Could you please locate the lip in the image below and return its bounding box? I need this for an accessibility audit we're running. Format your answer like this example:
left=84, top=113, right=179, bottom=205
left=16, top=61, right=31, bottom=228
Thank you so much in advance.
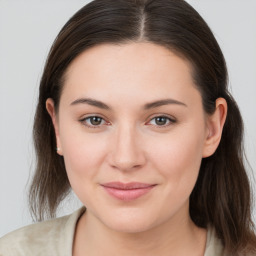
left=101, top=182, right=156, bottom=201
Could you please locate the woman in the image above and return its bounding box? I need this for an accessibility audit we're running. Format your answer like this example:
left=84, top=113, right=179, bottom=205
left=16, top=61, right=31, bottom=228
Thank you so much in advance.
left=0, top=0, right=255, bottom=255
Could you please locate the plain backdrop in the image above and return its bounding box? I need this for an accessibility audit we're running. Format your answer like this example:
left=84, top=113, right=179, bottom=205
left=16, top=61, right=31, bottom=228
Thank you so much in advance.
left=0, top=0, right=255, bottom=237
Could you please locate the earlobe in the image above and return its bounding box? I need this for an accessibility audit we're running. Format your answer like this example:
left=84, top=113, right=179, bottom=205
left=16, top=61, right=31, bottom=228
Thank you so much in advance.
left=46, top=98, right=63, bottom=155
left=202, top=98, right=227, bottom=158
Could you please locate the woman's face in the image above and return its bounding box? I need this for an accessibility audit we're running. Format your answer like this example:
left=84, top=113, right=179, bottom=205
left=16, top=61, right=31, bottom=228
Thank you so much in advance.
left=47, top=42, right=217, bottom=233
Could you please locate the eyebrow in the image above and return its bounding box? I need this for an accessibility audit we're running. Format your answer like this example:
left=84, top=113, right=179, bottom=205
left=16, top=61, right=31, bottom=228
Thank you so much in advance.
left=70, top=98, right=111, bottom=110
left=143, top=99, right=187, bottom=109
left=70, top=97, right=187, bottom=110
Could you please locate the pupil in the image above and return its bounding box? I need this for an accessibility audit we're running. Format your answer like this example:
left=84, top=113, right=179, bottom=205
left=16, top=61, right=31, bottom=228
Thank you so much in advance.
left=156, top=117, right=167, bottom=125
left=91, top=117, right=102, bottom=125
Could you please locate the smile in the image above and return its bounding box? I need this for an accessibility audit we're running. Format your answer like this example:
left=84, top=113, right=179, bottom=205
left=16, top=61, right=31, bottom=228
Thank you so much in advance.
left=101, top=182, right=156, bottom=201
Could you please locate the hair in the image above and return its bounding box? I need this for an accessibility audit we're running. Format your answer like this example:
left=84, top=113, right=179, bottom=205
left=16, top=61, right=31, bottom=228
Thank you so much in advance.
left=30, top=0, right=256, bottom=254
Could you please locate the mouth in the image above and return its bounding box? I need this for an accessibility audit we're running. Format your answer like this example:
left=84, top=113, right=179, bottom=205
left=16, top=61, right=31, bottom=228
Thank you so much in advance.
left=101, top=182, right=156, bottom=201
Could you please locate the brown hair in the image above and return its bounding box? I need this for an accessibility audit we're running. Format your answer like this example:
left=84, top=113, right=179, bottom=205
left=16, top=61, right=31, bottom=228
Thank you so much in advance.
left=30, top=0, right=256, bottom=254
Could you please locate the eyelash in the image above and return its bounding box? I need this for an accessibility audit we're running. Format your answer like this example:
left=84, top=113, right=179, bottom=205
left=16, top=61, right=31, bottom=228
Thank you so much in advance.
left=79, top=116, right=110, bottom=129
left=146, top=115, right=176, bottom=127
left=79, top=115, right=176, bottom=129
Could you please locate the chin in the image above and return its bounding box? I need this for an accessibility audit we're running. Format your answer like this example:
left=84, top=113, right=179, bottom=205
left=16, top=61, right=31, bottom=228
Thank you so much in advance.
left=107, top=219, right=155, bottom=234
left=98, top=208, right=162, bottom=234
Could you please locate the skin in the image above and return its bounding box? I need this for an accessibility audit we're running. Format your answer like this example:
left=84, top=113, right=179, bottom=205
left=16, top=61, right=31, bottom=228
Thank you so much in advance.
left=46, top=42, right=227, bottom=256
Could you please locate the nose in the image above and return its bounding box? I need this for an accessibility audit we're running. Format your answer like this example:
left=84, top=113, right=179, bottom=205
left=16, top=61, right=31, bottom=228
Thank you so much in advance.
left=108, top=124, right=146, bottom=172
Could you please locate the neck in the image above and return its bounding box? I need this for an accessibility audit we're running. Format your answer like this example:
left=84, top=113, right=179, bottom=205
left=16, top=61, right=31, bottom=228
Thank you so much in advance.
left=73, top=206, right=207, bottom=256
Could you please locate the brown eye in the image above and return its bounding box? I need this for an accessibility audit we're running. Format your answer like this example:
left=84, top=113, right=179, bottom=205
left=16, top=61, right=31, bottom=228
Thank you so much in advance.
left=155, top=117, right=169, bottom=126
left=147, top=116, right=176, bottom=127
left=89, top=116, right=103, bottom=126
left=80, top=116, right=108, bottom=128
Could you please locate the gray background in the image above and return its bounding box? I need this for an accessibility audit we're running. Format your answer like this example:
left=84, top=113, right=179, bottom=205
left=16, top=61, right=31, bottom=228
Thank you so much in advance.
left=0, top=0, right=255, bottom=237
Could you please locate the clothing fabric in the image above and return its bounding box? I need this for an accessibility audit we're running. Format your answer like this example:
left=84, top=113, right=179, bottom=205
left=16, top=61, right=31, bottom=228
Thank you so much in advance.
left=0, top=207, right=224, bottom=256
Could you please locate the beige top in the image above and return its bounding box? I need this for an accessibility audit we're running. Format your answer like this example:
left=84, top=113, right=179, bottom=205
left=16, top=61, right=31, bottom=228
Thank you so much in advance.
left=0, top=207, right=224, bottom=256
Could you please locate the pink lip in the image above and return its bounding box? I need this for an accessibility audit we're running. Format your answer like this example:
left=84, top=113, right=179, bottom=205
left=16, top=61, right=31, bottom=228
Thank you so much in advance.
left=101, top=182, right=156, bottom=201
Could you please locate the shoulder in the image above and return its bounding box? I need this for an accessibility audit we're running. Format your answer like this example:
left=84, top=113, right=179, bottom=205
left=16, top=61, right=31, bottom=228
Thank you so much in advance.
left=0, top=207, right=85, bottom=256
left=204, top=226, right=256, bottom=256
left=204, top=226, right=225, bottom=256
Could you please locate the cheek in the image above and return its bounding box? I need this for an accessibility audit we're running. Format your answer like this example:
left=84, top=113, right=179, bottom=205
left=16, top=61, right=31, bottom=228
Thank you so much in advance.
left=59, top=126, right=108, bottom=186
left=60, top=134, right=110, bottom=207
left=149, top=123, right=205, bottom=189
left=144, top=124, right=206, bottom=222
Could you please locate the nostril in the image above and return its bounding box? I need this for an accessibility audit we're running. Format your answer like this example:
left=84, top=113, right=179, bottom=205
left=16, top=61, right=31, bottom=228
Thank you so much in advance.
left=109, top=158, right=144, bottom=172
left=107, top=130, right=146, bottom=171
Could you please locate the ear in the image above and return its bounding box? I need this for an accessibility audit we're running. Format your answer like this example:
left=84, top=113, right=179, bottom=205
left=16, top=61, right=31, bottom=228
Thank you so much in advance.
left=202, top=98, right=227, bottom=158
left=46, top=98, right=63, bottom=156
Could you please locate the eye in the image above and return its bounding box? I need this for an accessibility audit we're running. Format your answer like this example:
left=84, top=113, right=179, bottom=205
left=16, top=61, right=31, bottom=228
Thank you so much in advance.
left=79, top=116, right=109, bottom=128
left=147, top=116, right=176, bottom=127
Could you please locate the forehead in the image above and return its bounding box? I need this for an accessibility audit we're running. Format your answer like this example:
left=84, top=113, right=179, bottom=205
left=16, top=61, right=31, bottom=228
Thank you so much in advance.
left=60, top=42, right=200, bottom=107
left=65, top=42, right=192, bottom=78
